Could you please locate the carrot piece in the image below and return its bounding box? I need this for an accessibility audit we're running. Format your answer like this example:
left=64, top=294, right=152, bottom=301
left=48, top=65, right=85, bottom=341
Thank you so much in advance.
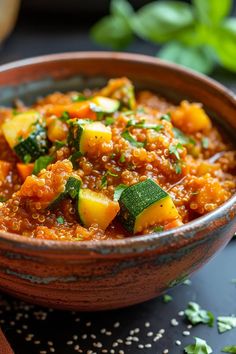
left=47, top=102, right=97, bottom=120
left=0, top=160, right=12, bottom=182
left=164, top=218, right=183, bottom=231
left=17, top=163, right=34, bottom=181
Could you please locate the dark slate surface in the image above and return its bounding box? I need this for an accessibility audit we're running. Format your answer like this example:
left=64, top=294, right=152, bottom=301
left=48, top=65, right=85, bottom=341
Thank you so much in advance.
left=0, top=10, right=236, bottom=354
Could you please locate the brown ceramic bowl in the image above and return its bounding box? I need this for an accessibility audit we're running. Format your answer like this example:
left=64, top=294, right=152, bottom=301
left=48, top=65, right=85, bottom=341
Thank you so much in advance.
left=0, top=52, right=235, bottom=311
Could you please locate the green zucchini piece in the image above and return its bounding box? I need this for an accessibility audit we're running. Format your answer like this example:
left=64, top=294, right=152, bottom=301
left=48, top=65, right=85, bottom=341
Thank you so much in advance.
left=91, top=96, right=120, bottom=114
left=49, top=176, right=81, bottom=209
left=119, top=179, right=180, bottom=234
left=76, top=188, right=120, bottom=230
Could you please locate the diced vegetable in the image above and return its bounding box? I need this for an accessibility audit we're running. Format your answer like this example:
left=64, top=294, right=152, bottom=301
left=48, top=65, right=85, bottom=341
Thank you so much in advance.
left=91, top=96, right=120, bottom=114
left=77, top=188, right=120, bottom=230
left=119, top=179, right=180, bottom=234
left=32, top=156, right=54, bottom=175
left=17, top=163, right=34, bottom=181
left=0, top=160, right=12, bottom=182
left=47, top=102, right=97, bottom=120
left=49, top=176, right=81, bottom=209
left=2, top=110, right=49, bottom=162
left=47, top=118, right=68, bottom=142
left=68, top=121, right=112, bottom=154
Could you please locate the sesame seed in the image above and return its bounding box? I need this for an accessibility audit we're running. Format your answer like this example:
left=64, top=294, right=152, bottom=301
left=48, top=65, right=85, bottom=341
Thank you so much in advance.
left=49, top=348, right=55, bottom=353
left=100, top=328, right=106, bottom=334
left=147, top=331, right=153, bottom=337
left=73, top=335, right=78, bottom=340
left=67, top=340, right=73, bottom=345
left=145, top=343, right=152, bottom=348
left=138, top=344, right=144, bottom=349
left=91, top=334, right=96, bottom=339
left=145, top=322, right=150, bottom=327
left=159, top=328, right=165, bottom=334
left=187, top=324, right=193, bottom=329
left=119, top=351, right=124, bottom=354
left=134, top=328, right=140, bottom=333
left=112, top=342, right=118, bottom=347
left=163, top=350, right=169, bottom=354
left=125, top=341, right=132, bottom=345
left=183, top=330, right=190, bottom=336
left=86, top=322, right=92, bottom=327
left=113, top=322, right=120, bottom=328
left=82, top=334, right=87, bottom=339
left=176, top=340, right=182, bottom=346
left=105, top=331, right=112, bottom=336
left=170, top=318, right=179, bottom=326
left=178, top=310, right=185, bottom=316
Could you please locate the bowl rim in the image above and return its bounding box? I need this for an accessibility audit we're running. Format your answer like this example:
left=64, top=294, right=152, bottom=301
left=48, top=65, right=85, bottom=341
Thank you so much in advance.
left=0, top=51, right=235, bottom=254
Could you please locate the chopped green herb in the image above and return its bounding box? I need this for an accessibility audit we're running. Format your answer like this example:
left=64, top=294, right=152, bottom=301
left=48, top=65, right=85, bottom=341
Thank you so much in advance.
left=71, top=94, right=87, bottom=102
left=185, top=302, right=214, bottom=327
left=201, top=137, right=209, bottom=149
left=222, top=346, right=236, bottom=353
left=173, top=127, right=196, bottom=146
left=17, top=135, right=23, bottom=142
left=174, top=161, right=182, bottom=174
left=69, top=151, right=83, bottom=168
left=60, top=111, right=70, bottom=122
left=101, top=175, right=108, bottom=188
left=114, top=184, right=127, bottom=201
left=160, top=113, right=171, bottom=122
left=119, top=153, right=126, bottom=163
left=127, top=118, right=163, bottom=132
left=153, top=226, right=164, bottom=232
left=163, top=294, right=172, bottom=303
left=53, top=141, right=66, bottom=150
left=122, top=131, right=144, bottom=148
left=0, top=196, right=6, bottom=202
left=107, top=171, right=119, bottom=177
left=105, top=117, right=115, bottom=126
left=33, top=156, right=54, bottom=175
left=56, top=216, right=64, bottom=224
left=217, top=316, right=236, bottom=334
left=184, top=337, right=212, bottom=354
left=169, top=143, right=184, bottom=160
left=23, top=154, right=32, bottom=164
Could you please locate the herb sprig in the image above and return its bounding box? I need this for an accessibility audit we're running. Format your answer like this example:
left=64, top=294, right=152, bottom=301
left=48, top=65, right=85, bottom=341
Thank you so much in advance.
left=91, top=0, right=236, bottom=74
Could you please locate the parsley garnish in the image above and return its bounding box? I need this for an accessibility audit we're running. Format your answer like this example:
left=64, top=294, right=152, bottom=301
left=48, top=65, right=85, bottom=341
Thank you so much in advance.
left=160, top=113, right=171, bottom=122
left=71, top=94, right=87, bottom=102
left=153, top=226, right=164, bottom=232
left=184, top=337, right=212, bottom=354
left=169, top=143, right=184, bottom=160
left=217, top=316, right=236, bottom=333
left=0, top=196, right=6, bottom=202
left=173, top=127, right=196, bottom=146
left=105, top=117, right=115, bottom=126
left=185, top=302, right=214, bottom=327
left=173, top=161, right=182, bottom=174
left=127, top=119, right=163, bottom=132
left=53, top=141, right=66, bottom=150
left=122, top=131, right=144, bottom=148
left=33, top=156, right=54, bottom=175
left=60, top=111, right=70, bottom=122
left=101, top=171, right=119, bottom=189
left=23, top=154, right=32, bottom=164
left=114, top=184, right=127, bottom=201
left=119, top=153, right=126, bottom=163
left=163, top=294, right=172, bottom=303
left=222, top=346, right=236, bottom=353
left=56, top=216, right=64, bottom=224
left=201, top=137, right=209, bottom=149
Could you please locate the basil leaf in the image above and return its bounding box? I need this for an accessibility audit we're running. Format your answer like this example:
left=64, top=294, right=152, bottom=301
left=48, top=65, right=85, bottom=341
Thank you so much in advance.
left=121, top=131, right=144, bottom=148
left=193, top=0, right=232, bottom=25
left=114, top=184, right=127, bottom=201
left=185, top=302, right=214, bottom=327
left=163, top=294, right=173, bottom=303
left=91, top=15, right=133, bottom=50
left=222, top=346, right=236, bottom=353
left=158, top=42, right=215, bottom=74
left=33, top=156, right=53, bottom=175
left=111, top=0, right=134, bottom=20
left=132, top=1, right=194, bottom=43
left=184, top=337, right=213, bottom=354
left=217, top=316, right=236, bottom=333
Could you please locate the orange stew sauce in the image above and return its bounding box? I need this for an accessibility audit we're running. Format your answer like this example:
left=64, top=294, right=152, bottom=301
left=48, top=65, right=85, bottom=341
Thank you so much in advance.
left=0, top=78, right=235, bottom=241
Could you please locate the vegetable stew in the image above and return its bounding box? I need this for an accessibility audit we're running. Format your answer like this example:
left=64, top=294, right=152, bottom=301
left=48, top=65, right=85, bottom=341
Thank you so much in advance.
left=0, top=78, right=235, bottom=241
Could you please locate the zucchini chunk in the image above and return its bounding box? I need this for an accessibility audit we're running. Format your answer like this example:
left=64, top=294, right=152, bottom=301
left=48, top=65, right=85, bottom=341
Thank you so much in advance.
left=49, top=176, right=81, bottom=209
left=2, top=110, right=49, bottom=162
left=91, top=96, right=120, bottom=114
left=119, top=179, right=180, bottom=234
left=68, top=121, right=112, bottom=154
left=77, top=189, right=120, bottom=230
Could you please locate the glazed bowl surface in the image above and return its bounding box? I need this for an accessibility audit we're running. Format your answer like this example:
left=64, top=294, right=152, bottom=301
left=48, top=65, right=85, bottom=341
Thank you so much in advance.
left=0, top=52, right=235, bottom=311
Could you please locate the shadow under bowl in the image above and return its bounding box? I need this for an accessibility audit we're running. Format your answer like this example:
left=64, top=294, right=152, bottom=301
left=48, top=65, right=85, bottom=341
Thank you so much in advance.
left=0, top=52, right=235, bottom=311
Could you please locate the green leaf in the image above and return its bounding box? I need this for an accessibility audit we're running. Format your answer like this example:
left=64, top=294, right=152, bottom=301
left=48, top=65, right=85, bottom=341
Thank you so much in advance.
left=169, top=142, right=184, bottom=160
left=173, top=127, right=196, bottom=146
left=71, top=94, right=87, bottom=102
left=201, top=137, right=209, bottom=149
left=132, top=1, right=194, bottom=43
left=23, top=154, right=32, bottom=164
left=158, top=42, right=215, bottom=74
left=32, top=156, right=53, bottom=175
left=56, top=216, right=64, bottom=224
left=222, top=346, right=236, bottom=353
left=217, top=316, right=236, bottom=333
left=193, top=0, right=232, bottom=26
left=114, top=184, right=127, bottom=201
left=160, top=113, right=171, bottom=122
left=60, top=111, right=70, bottom=122
left=185, top=302, right=214, bottom=327
left=105, top=117, right=115, bottom=126
left=121, top=131, right=144, bottom=148
left=184, top=337, right=213, bottom=354
left=91, top=15, right=133, bottom=50
left=163, top=294, right=173, bottom=303
left=153, top=225, right=164, bottom=232
left=211, top=26, right=236, bottom=72
left=111, top=0, right=134, bottom=20
left=127, top=119, right=163, bottom=131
